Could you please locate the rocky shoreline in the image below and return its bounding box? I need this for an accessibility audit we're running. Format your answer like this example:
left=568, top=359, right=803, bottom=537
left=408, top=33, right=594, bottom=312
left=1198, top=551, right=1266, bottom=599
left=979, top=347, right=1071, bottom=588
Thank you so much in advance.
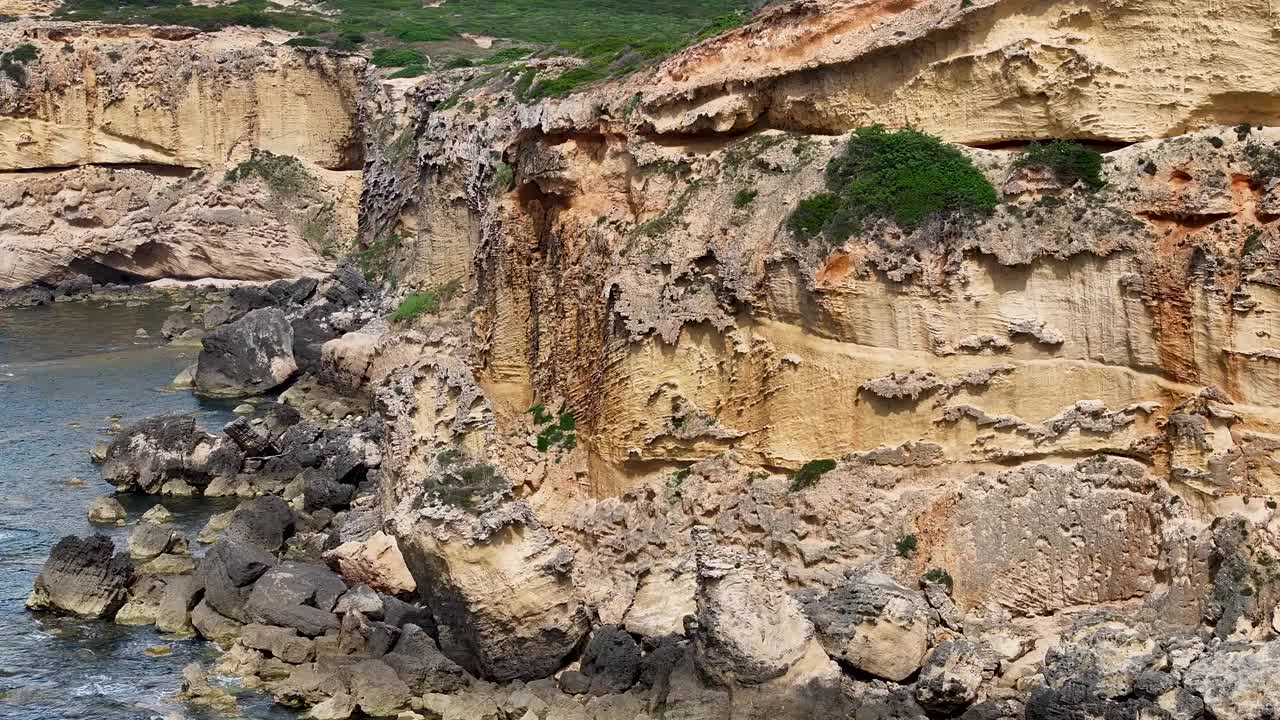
left=17, top=265, right=1279, bottom=720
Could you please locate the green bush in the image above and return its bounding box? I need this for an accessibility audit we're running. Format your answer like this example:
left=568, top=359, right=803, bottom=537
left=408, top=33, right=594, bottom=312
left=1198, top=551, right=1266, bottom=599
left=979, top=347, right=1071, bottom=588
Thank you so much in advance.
left=1014, top=140, right=1105, bottom=190
left=922, top=568, right=954, bottom=590
left=389, top=64, right=426, bottom=78
left=494, top=161, right=515, bottom=191
left=787, top=193, right=839, bottom=239
left=389, top=279, right=462, bottom=322
left=443, top=56, right=474, bottom=69
left=371, top=47, right=425, bottom=67
left=224, top=150, right=308, bottom=194
left=793, top=125, right=997, bottom=242
left=896, top=534, right=918, bottom=558
left=790, top=459, right=836, bottom=491
left=5, top=43, right=38, bottom=63
left=530, top=406, right=577, bottom=452
left=531, top=64, right=609, bottom=98
left=733, top=188, right=757, bottom=208
left=284, top=37, right=324, bottom=47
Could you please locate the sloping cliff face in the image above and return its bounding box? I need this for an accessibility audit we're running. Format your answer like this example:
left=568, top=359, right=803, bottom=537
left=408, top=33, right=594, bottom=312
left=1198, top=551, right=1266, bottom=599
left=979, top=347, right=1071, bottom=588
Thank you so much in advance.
left=0, top=22, right=366, bottom=289
left=331, top=0, right=1280, bottom=712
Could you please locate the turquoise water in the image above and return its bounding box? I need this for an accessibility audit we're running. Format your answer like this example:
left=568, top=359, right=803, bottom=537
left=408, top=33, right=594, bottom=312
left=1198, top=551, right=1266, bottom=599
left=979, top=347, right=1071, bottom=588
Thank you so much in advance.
left=0, top=300, right=293, bottom=719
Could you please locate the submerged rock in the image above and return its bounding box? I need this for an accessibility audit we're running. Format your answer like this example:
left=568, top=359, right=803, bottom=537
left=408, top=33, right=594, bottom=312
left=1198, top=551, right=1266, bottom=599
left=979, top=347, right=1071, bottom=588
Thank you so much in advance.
left=86, top=496, right=127, bottom=525
left=27, top=535, right=134, bottom=618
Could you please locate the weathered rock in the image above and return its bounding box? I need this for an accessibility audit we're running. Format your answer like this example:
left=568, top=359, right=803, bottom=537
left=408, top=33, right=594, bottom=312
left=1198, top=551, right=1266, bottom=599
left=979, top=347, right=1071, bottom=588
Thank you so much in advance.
left=197, top=510, right=235, bottom=544
left=1041, top=618, right=1166, bottom=701
left=191, top=598, right=244, bottom=646
left=580, top=625, right=642, bottom=694
left=325, top=532, right=416, bottom=596
left=241, top=623, right=316, bottom=664
left=382, top=624, right=471, bottom=695
left=101, top=415, right=243, bottom=493
left=195, top=307, right=299, bottom=398
left=128, top=522, right=187, bottom=562
left=1184, top=639, right=1280, bottom=720
left=308, top=692, right=357, bottom=720
left=303, top=470, right=355, bottom=512
left=803, top=570, right=930, bottom=682
left=335, top=584, right=384, bottom=619
left=915, top=640, right=997, bottom=713
left=86, top=496, right=127, bottom=525
left=691, top=527, right=813, bottom=685
left=180, top=662, right=239, bottom=714
left=244, top=561, right=347, bottom=636
left=393, top=499, right=589, bottom=681
left=380, top=595, right=435, bottom=633
left=197, top=538, right=277, bottom=623
left=345, top=658, right=412, bottom=717
left=156, top=574, right=202, bottom=635
left=27, top=535, right=134, bottom=618
left=114, top=574, right=171, bottom=626
left=140, top=504, right=175, bottom=525
left=557, top=670, right=591, bottom=695
left=223, top=494, right=295, bottom=552
left=623, top=562, right=696, bottom=639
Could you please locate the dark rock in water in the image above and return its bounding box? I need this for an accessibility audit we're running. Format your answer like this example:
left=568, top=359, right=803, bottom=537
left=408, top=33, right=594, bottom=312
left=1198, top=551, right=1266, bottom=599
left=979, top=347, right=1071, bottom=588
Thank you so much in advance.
left=382, top=624, right=471, bottom=695
left=102, top=414, right=243, bottom=494
left=198, top=538, right=276, bottom=623
left=161, top=313, right=192, bottom=340
left=54, top=274, right=93, bottom=298
left=223, top=495, right=295, bottom=552
left=580, top=625, right=642, bottom=694
left=244, top=561, right=347, bottom=636
left=303, top=470, right=355, bottom=512
left=27, top=535, right=135, bottom=618
left=195, top=307, right=298, bottom=398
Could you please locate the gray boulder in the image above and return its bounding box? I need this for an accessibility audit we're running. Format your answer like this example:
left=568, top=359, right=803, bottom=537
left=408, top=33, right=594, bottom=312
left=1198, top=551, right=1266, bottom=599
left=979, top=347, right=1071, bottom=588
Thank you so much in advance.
left=191, top=599, right=243, bottom=645
left=197, top=538, right=276, bottom=622
left=195, top=307, right=298, bottom=398
left=244, top=561, right=346, bottom=636
left=240, top=623, right=316, bottom=664
left=802, top=570, right=930, bottom=682
left=382, top=624, right=471, bottom=695
left=915, top=640, right=997, bottom=713
left=223, top=495, right=295, bottom=552
left=345, top=658, right=412, bottom=717
left=27, top=535, right=134, bottom=618
left=102, top=415, right=242, bottom=493
left=1184, top=640, right=1280, bottom=720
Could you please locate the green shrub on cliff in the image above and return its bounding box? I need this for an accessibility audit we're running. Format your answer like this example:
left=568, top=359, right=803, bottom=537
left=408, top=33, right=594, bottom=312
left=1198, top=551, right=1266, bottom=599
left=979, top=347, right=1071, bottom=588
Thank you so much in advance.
left=789, top=126, right=997, bottom=243
left=1014, top=140, right=1105, bottom=190
left=390, top=279, right=462, bottom=323
left=371, top=47, right=424, bottom=67
left=224, top=150, right=308, bottom=195
left=790, top=459, right=836, bottom=491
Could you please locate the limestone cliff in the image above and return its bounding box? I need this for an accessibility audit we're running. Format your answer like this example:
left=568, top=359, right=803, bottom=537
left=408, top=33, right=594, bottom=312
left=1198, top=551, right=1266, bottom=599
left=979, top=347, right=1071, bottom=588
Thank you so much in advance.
left=0, top=21, right=367, bottom=289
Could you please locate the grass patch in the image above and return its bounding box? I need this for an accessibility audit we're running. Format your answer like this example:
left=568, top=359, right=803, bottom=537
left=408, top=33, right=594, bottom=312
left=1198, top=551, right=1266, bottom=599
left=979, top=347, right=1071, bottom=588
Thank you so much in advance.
left=371, top=47, right=425, bottom=67
left=733, top=188, right=757, bottom=208
left=790, top=126, right=996, bottom=244
left=389, top=279, right=462, bottom=322
left=388, top=64, right=427, bottom=78
left=224, top=150, right=309, bottom=195
left=790, top=459, right=836, bottom=491
left=530, top=405, right=577, bottom=452
left=284, top=36, right=324, bottom=47
left=1014, top=140, right=1105, bottom=190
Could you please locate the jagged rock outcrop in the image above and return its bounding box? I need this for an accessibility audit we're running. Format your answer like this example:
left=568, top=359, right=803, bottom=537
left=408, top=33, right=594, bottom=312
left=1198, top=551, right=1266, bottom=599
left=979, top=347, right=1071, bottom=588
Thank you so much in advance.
left=26, top=535, right=134, bottom=618
left=101, top=414, right=242, bottom=494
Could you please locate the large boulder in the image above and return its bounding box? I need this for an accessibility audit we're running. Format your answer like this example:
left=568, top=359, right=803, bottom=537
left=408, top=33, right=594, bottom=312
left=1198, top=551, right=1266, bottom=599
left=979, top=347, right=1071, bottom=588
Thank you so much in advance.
left=580, top=625, right=642, bottom=694
left=802, top=570, right=930, bottom=682
left=392, top=499, right=590, bottom=681
left=223, top=494, right=295, bottom=552
left=27, top=535, right=134, bottom=618
left=690, top=527, right=815, bottom=686
left=324, top=531, right=416, bottom=595
left=382, top=624, right=472, bottom=695
left=195, top=307, right=298, bottom=397
left=102, top=415, right=243, bottom=493
left=197, top=538, right=276, bottom=623
left=623, top=561, right=696, bottom=639
left=345, top=658, right=412, bottom=717
left=1184, top=639, right=1280, bottom=720
left=915, top=639, right=998, bottom=713
left=243, top=561, right=347, bottom=636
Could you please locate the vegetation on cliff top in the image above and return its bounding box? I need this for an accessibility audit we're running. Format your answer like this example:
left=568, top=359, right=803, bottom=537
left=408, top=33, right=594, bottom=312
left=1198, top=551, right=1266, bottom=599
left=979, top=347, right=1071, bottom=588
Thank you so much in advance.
left=55, top=0, right=756, bottom=93
left=1014, top=140, right=1105, bottom=190
left=789, top=126, right=998, bottom=243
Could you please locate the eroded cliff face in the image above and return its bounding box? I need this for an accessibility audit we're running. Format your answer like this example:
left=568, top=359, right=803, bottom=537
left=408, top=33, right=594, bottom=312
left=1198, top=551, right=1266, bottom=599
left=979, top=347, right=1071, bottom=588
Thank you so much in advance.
left=0, top=22, right=367, bottom=289
left=341, top=0, right=1280, bottom=664
left=634, top=0, right=1280, bottom=143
